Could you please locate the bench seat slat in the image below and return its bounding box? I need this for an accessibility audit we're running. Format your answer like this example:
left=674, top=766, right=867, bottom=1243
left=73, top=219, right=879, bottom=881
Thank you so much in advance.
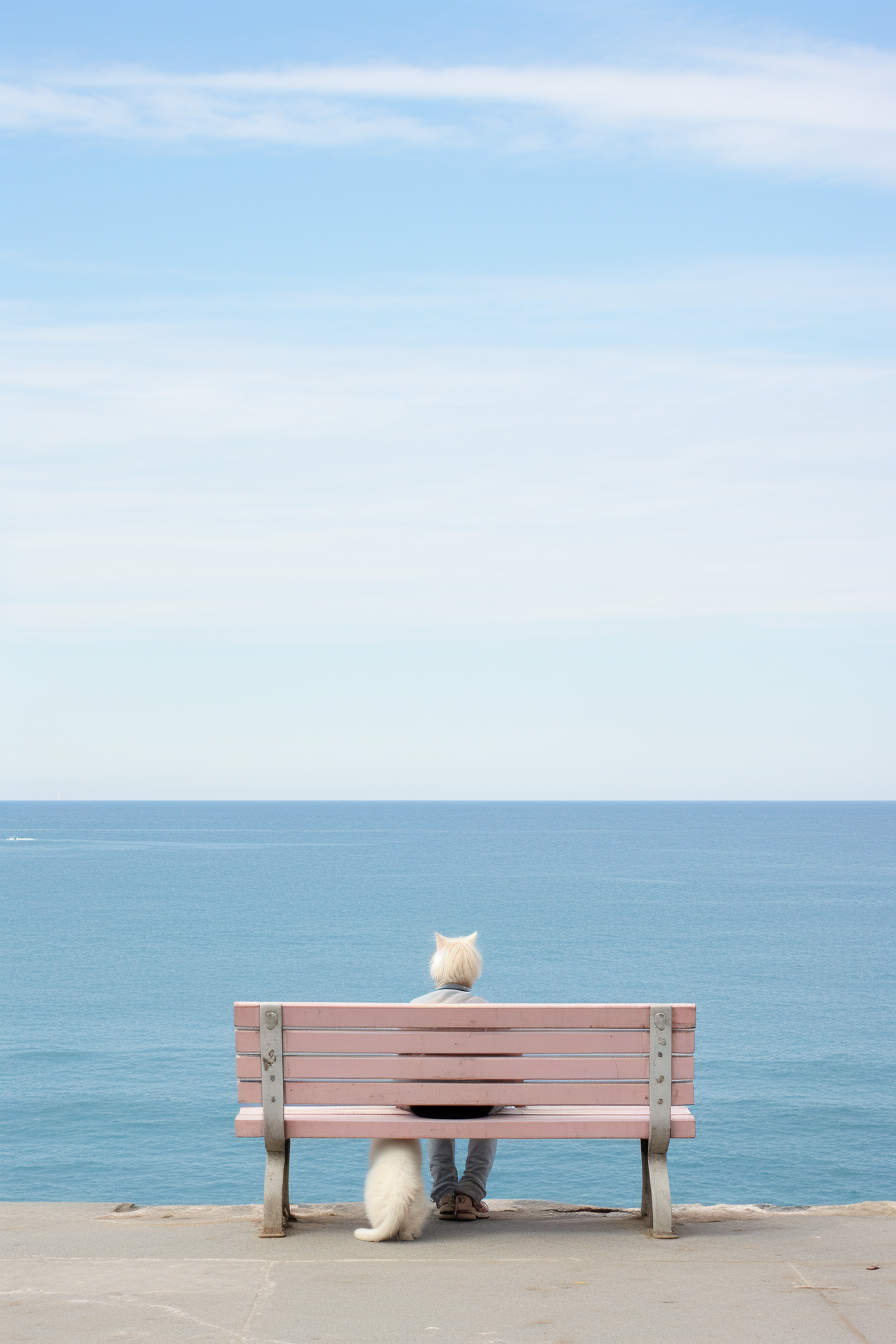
left=237, top=1079, right=694, bottom=1106
left=235, top=1104, right=696, bottom=1140
left=235, top=1003, right=696, bottom=1030
left=235, top=1028, right=695, bottom=1055
left=236, top=1054, right=695, bottom=1081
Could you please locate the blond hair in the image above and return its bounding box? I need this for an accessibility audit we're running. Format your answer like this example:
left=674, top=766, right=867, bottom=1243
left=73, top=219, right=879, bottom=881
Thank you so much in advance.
left=429, top=932, right=482, bottom=988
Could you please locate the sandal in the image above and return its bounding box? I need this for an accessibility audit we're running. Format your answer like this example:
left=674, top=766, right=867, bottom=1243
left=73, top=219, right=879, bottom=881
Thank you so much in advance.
left=436, top=1192, right=457, bottom=1219
left=454, top=1193, right=489, bottom=1220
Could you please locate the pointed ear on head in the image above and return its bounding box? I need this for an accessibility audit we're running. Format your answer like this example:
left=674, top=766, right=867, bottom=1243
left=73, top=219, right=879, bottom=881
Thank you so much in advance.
left=435, top=933, right=447, bottom=949
left=464, top=932, right=478, bottom=944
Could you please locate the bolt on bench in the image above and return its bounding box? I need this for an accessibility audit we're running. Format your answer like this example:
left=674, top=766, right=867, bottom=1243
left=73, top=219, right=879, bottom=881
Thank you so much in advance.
left=234, top=1002, right=696, bottom=1239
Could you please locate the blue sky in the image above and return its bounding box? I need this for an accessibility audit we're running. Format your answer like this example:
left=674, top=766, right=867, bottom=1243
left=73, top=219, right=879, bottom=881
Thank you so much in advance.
left=1, top=0, right=894, bottom=798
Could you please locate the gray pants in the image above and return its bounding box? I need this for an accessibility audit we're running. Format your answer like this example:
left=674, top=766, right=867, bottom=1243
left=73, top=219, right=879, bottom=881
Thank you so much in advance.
left=427, top=1136, right=498, bottom=1203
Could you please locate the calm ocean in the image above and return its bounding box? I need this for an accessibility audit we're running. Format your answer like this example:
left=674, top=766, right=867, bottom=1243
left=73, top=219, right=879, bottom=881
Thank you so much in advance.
left=1, top=801, right=893, bottom=1208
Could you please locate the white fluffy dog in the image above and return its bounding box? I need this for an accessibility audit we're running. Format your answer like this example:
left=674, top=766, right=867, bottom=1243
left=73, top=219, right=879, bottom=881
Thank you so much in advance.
left=353, top=1138, right=428, bottom=1242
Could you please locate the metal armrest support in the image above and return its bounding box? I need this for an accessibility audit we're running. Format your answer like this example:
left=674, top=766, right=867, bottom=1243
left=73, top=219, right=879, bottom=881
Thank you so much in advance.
left=259, top=1003, right=292, bottom=1237
left=641, top=1004, right=678, bottom=1238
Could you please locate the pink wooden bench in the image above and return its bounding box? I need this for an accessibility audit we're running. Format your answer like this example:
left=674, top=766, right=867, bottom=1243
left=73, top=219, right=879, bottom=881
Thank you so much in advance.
left=234, top=1001, right=696, bottom=1239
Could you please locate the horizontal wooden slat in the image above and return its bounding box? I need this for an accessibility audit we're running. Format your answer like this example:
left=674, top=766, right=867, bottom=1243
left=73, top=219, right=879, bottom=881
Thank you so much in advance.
left=236, top=1054, right=694, bottom=1081
left=235, top=1104, right=697, bottom=1141
left=235, top=1028, right=695, bottom=1056
left=234, top=1003, right=696, bottom=1030
left=237, top=1079, right=693, bottom=1106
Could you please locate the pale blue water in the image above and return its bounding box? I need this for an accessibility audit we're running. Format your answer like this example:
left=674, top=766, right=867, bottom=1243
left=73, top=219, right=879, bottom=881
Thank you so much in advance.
left=1, top=802, right=893, bottom=1208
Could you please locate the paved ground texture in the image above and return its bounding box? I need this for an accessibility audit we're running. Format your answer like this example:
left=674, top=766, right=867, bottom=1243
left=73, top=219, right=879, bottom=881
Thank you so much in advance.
left=1, top=1200, right=893, bottom=1344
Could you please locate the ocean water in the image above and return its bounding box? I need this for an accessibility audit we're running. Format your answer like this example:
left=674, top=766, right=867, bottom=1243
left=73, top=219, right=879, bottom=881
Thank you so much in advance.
left=1, top=801, right=893, bottom=1209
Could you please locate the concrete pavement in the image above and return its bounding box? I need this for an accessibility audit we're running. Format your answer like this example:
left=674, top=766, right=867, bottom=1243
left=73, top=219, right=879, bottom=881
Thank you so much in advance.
left=1, top=1200, right=893, bottom=1344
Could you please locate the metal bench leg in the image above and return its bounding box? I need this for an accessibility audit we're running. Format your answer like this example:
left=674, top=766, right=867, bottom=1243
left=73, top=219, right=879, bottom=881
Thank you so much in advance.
left=640, top=1138, right=652, bottom=1223
left=646, top=1151, right=676, bottom=1238
left=258, top=1004, right=296, bottom=1238
left=282, top=1138, right=294, bottom=1217
left=261, top=1147, right=288, bottom=1237
left=644, top=1004, right=678, bottom=1239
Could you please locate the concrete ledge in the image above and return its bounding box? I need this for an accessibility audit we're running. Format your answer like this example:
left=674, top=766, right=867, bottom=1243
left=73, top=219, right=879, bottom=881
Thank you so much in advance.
left=45, top=1197, right=895, bottom=1226
left=2, top=1201, right=894, bottom=1343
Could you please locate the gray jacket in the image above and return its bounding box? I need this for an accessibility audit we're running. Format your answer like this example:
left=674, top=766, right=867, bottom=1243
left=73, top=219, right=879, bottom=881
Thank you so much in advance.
left=410, top=982, right=489, bottom=1005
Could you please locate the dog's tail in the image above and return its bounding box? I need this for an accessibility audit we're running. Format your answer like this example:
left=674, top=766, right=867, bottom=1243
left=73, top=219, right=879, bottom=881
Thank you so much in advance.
left=353, top=1218, right=401, bottom=1242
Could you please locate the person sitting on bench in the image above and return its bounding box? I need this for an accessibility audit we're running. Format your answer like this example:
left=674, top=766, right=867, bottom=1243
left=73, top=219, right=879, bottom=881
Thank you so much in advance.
left=408, top=931, right=498, bottom=1221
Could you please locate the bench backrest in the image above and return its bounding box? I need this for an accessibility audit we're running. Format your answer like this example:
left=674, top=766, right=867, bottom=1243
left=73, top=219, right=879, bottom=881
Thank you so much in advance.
left=235, top=1003, right=696, bottom=1109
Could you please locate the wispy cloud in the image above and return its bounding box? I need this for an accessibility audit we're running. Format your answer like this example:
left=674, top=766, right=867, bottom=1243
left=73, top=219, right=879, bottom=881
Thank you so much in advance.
left=6, top=256, right=896, bottom=353
left=2, top=314, right=893, bottom=637
left=1, top=44, right=895, bottom=182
